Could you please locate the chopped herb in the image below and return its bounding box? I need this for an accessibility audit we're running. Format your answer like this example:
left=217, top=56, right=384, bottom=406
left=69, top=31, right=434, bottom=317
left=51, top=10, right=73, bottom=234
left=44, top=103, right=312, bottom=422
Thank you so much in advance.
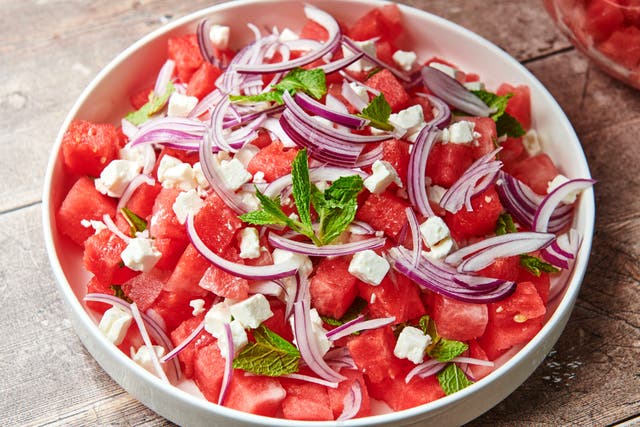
left=125, top=82, right=175, bottom=126
left=366, top=67, right=383, bottom=79
left=471, top=89, right=525, bottom=138
left=110, top=285, right=132, bottom=303
left=321, top=297, right=368, bottom=326
left=495, top=212, right=517, bottom=235
left=230, top=67, right=327, bottom=104
left=357, top=94, right=393, bottom=131
left=437, top=363, right=474, bottom=395
left=120, top=207, right=147, bottom=237
left=419, top=315, right=468, bottom=362
left=232, top=325, right=300, bottom=376
left=496, top=112, right=526, bottom=138
left=520, top=254, right=561, bottom=276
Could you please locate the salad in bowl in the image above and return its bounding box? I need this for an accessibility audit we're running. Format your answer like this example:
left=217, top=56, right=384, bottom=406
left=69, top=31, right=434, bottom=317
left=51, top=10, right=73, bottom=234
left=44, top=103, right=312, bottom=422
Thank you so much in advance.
left=43, top=1, right=595, bottom=425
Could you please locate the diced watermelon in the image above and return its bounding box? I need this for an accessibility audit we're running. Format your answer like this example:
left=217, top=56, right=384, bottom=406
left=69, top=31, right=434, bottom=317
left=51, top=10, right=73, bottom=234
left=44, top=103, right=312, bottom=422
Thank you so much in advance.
left=83, top=229, right=133, bottom=284
left=61, top=120, right=119, bottom=177
left=225, top=372, right=286, bottom=416
left=347, top=326, right=410, bottom=383
left=327, top=369, right=371, bottom=419
left=478, top=282, right=546, bottom=359
left=167, top=34, right=203, bottom=83
left=85, top=277, right=113, bottom=313
left=153, top=237, right=188, bottom=271
left=199, top=248, right=250, bottom=300
left=246, top=139, right=299, bottom=182
left=598, top=26, right=640, bottom=70
left=517, top=267, right=551, bottom=304
left=300, top=19, right=329, bottom=42
left=149, top=187, right=188, bottom=242
left=262, top=302, right=294, bottom=342
left=365, top=69, right=409, bottom=112
left=468, top=339, right=494, bottom=380
left=115, top=181, right=162, bottom=232
left=122, top=269, right=170, bottom=311
left=281, top=379, right=333, bottom=421
left=170, top=313, right=212, bottom=379
left=356, top=191, right=409, bottom=240
left=187, top=62, right=222, bottom=100
left=310, top=257, right=359, bottom=319
left=500, top=137, right=527, bottom=173
left=358, top=274, right=425, bottom=323
left=426, top=141, right=474, bottom=188
left=381, top=138, right=410, bottom=185
left=428, top=292, right=488, bottom=341
left=250, top=129, right=273, bottom=149
left=463, top=116, right=498, bottom=159
left=164, top=244, right=210, bottom=296
left=478, top=256, right=521, bottom=281
left=585, top=0, right=626, bottom=42
left=348, top=4, right=402, bottom=42
left=367, top=374, right=445, bottom=411
left=130, top=87, right=152, bottom=110
left=411, top=94, right=436, bottom=123
left=374, top=39, right=397, bottom=66
left=194, top=192, right=243, bottom=254
left=497, top=84, right=532, bottom=130
left=193, top=342, right=226, bottom=402
left=445, top=185, right=503, bottom=241
left=510, top=153, right=559, bottom=195
left=56, top=176, right=117, bottom=246
left=150, top=289, right=196, bottom=332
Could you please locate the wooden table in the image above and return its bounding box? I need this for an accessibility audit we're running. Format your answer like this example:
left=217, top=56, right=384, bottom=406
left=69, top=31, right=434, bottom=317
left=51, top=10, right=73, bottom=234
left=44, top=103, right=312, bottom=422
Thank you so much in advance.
left=2, top=0, right=638, bottom=425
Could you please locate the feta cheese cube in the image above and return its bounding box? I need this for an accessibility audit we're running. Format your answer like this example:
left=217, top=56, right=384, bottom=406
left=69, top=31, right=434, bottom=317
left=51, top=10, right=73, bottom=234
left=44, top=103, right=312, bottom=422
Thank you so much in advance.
left=389, top=105, right=425, bottom=136
left=234, top=144, right=260, bottom=168
left=219, top=158, right=252, bottom=191
left=204, top=301, right=232, bottom=337
left=192, top=162, right=210, bottom=189
left=168, top=93, right=199, bottom=118
left=119, top=145, right=147, bottom=170
left=131, top=345, right=165, bottom=373
left=419, top=216, right=451, bottom=248
left=463, top=81, right=485, bottom=91
left=172, top=189, right=204, bottom=225
left=364, top=160, right=402, bottom=194
left=157, top=155, right=197, bottom=191
left=392, top=50, right=417, bottom=72
left=95, top=160, right=141, bottom=198
left=217, top=319, right=249, bottom=355
left=239, top=191, right=260, bottom=211
left=428, top=62, right=461, bottom=80
left=343, top=39, right=377, bottom=72
left=547, top=174, right=580, bottom=204
left=98, top=306, right=133, bottom=345
left=290, top=308, right=332, bottom=356
left=348, top=82, right=370, bottom=105
left=272, top=248, right=313, bottom=276
left=80, top=219, right=107, bottom=235
left=189, top=299, right=206, bottom=316
left=394, top=326, right=431, bottom=364
left=428, top=185, right=447, bottom=205
left=348, top=249, right=390, bottom=285
left=440, top=128, right=450, bottom=143
left=423, top=237, right=454, bottom=260
left=120, top=236, right=162, bottom=272
left=448, top=120, right=476, bottom=144
left=239, top=227, right=261, bottom=259
left=522, top=129, right=542, bottom=156
left=209, top=24, right=230, bottom=49
left=229, top=294, right=273, bottom=329
left=279, top=27, right=299, bottom=42
left=252, top=171, right=266, bottom=184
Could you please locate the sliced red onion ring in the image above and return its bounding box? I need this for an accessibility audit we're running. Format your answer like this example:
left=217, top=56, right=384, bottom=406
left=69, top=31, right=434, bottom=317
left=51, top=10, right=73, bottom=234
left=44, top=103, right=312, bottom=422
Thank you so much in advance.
left=186, top=213, right=298, bottom=279
left=197, top=19, right=224, bottom=68
left=218, top=322, right=235, bottom=405
left=154, top=59, right=175, bottom=97
left=161, top=321, right=204, bottom=362
left=293, top=300, right=345, bottom=383
left=405, top=207, right=422, bottom=267
left=347, top=220, right=376, bottom=235
left=421, top=66, right=493, bottom=117
left=189, top=88, right=223, bottom=119
left=407, top=125, right=439, bottom=217
left=102, top=213, right=130, bottom=242
left=418, top=93, right=452, bottom=130
left=533, top=178, right=595, bottom=232
left=405, top=359, right=446, bottom=383
left=324, top=347, right=358, bottom=370
left=540, top=229, right=582, bottom=269
left=117, top=175, right=156, bottom=211
left=262, top=117, right=297, bottom=147
left=320, top=52, right=365, bottom=74
left=121, top=118, right=138, bottom=140
left=130, top=302, right=170, bottom=383
left=326, top=316, right=395, bottom=341
left=249, top=280, right=287, bottom=297
left=337, top=380, right=363, bottom=420
left=294, top=92, right=368, bottom=129
left=234, top=5, right=341, bottom=74
left=141, top=144, right=157, bottom=175
left=341, top=81, right=368, bottom=112
left=456, top=235, right=554, bottom=273
left=129, top=117, right=206, bottom=148
left=269, top=233, right=385, bottom=256
left=341, top=37, right=411, bottom=82
left=281, top=373, right=339, bottom=388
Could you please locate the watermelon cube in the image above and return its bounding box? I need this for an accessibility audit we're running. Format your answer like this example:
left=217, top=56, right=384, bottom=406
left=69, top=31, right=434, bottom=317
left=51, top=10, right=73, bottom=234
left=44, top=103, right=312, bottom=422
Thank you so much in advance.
left=358, top=274, right=425, bottom=324
left=356, top=191, right=410, bottom=240
left=115, top=181, right=162, bottom=232
left=381, top=138, right=410, bottom=186
left=462, top=116, right=498, bottom=159
left=83, top=229, right=132, bottom=285
left=85, top=277, right=113, bottom=313
left=348, top=4, right=403, bottom=43
left=226, top=373, right=286, bottom=416
left=477, top=256, right=521, bottom=281
left=199, top=248, right=250, bottom=300
left=327, top=369, right=371, bottom=419
left=585, top=0, right=626, bottom=43
left=347, top=326, right=410, bottom=383
left=246, top=139, right=299, bottom=182
left=170, top=313, right=212, bottom=378
left=122, top=269, right=170, bottom=311
left=61, top=120, right=118, bottom=177
left=193, top=342, right=226, bottom=402
left=149, top=187, right=188, bottom=242
left=497, top=83, right=532, bottom=130
left=428, top=292, right=488, bottom=341
left=281, top=379, right=333, bottom=421
left=153, top=237, right=188, bottom=271
left=164, top=244, right=211, bottom=297
left=187, top=62, right=222, bottom=100
left=445, top=185, right=503, bottom=241
left=426, top=141, right=474, bottom=188
left=300, top=19, right=330, bottom=42
left=365, top=69, right=409, bottom=112
left=193, top=192, right=243, bottom=254
left=310, top=257, right=359, bottom=319
left=367, top=374, right=445, bottom=411
left=510, top=153, right=559, bottom=195
left=467, top=339, right=494, bottom=380
left=149, top=289, right=195, bottom=332
left=57, top=176, right=117, bottom=247
left=167, top=34, right=203, bottom=83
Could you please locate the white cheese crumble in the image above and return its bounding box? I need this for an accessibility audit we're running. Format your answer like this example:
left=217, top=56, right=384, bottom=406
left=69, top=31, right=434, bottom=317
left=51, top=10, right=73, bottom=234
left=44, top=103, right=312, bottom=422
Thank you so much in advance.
left=428, top=62, right=461, bottom=80
left=120, top=236, right=162, bottom=272
left=447, top=120, right=477, bottom=144
left=547, top=174, right=580, bottom=204
left=95, top=160, right=141, bottom=198
left=157, top=155, right=197, bottom=191
left=419, top=216, right=451, bottom=248
left=218, top=158, right=252, bottom=191
left=189, top=299, right=206, bottom=316
left=272, top=248, right=313, bottom=276
left=343, top=39, right=377, bottom=73
left=364, top=160, right=402, bottom=194
left=522, top=129, right=542, bottom=156
left=239, top=227, right=261, bottom=259
left=348, top=250, right=390, bottom=285
left=172, top=189, right=204, bottom=225
left=209, top=24, right=230, bottom=49
left=167, top=93, right=199, bottom=118
left=392, top=50, right=417, bottom=72
left=80, top=219, right=107, bottom=235
left=98, top=306, right=133, bottom=345
left=229, top=294, right=273, bottom=329
left=131, top=345, right=165, bottom=373
left=394, top=326, right=432, bottom=364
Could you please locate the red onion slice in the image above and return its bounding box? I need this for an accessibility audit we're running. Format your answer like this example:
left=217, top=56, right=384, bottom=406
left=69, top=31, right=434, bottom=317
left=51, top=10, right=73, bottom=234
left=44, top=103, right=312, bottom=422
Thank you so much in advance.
left=326, top=316, right=395, bottom=341
left=445, top=232, right=555, bottom=266
left=268, top=233, right=386, bottom=256
left=218, top=322, right=235, bottom=405
left=320, top=52, right=365, bottom=74
left=281, top=373, right=339, bottom=388
left=117, top=175, right=156, bottom=211
left=337, top=380, right=363, bottom=420
left=405, top=359, right=446, bottom=383
left=130, top=302, right=170, bottom=383
left=197, top=19, right=224, bottom=68
left=154, top=60, right=175, bottom=97
left=419, top=93, right=452, bottom=130
left=341, top=81, right=368, bottom=112
left=405, top=207, right=422, bottom=267
left=533, top=178, right=595, bottom=232
left=294, top=92, right=368, bottom=129
left=407, top=125, right=439, bottom=217
left=421, top=66, right=493, bottom=117
left=341, top=36, right=412, bottom=82
left=186, top=213, right=298, bottom=279
left=161, top=321, right=204, bottom=362
left=102, top=214, right=130, bottom=242
left=234, top=5, right=341, bottom=74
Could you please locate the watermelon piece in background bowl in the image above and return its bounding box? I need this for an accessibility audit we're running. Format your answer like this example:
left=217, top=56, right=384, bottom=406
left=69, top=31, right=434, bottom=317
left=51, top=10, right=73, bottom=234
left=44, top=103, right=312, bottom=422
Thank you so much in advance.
left=42, top=0, right=595, bottom=426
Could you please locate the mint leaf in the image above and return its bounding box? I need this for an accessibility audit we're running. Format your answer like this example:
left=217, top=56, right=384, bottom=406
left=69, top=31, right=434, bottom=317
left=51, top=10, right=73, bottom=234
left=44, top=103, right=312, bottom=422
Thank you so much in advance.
left=357, top=94, right=393, bottom=131
left=520, top=254, right=561, bottom=276
left=110, top=285, right=132, bottom=303
left=437, top=363, right=474, bottom=395
left=429, top=338, right=468, bottom=362
left=120, top=207, right=147, bottom=236
left=315, top=175, right=363, bottom=244
left=126, top=82, right=175, bottom=126
left=239, top=209, right=285, bottom=225
left=321, top=297, right=367, bottom=326
left=495, top=212, right=517, bottom=236
left=291, top=149, right=313, bottom=230
left=232, top=325, right=300, bottom=376
left=229, top=91, right=284, bottom=104
left=275, top=68, right=327, bottom=100
left=471, top=89, right=525, bottom=137
left=496, top=112, right=526, bottom=138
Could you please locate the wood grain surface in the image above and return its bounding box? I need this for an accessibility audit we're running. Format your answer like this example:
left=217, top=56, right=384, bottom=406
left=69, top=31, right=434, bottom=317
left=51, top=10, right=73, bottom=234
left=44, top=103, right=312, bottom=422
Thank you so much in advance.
left=1, top=0, right=638, bottom=426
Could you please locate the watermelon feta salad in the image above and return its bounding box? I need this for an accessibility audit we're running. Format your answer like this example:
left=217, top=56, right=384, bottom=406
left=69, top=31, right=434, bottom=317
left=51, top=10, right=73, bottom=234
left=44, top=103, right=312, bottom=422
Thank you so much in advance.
left=55, top=3, right=594, bottom=421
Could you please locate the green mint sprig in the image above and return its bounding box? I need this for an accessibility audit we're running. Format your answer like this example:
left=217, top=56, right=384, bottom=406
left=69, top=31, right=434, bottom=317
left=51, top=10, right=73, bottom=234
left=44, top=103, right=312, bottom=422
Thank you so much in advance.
left=357, top=93, right=393, bottom=131
left=232, top=325, right=300, bottom=376
left=120, top=207, right=147, bottom=237
left=125, top=82, right=175, bottom=126
left=437, top=363, right=474, bottom=395
left=520, top=254, right=561, bottom=276
left=230, top=67, right=327, bottom=104
left=471, top=89, right=525, bottom=138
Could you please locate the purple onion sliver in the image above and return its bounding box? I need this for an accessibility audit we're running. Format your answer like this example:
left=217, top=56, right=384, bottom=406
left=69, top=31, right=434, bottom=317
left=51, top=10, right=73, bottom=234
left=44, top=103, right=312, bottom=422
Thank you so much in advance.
left=326, top=317, right=396, bottom=342
left=117, top=174, right=156, bottom=211
left=421, top=66, right=493, bottom=117
left=281, top=373, right=339, bottom=388
left=130, top=302, right=170, bottom=383
left=268, top=233, right=386, bottom=257
left=337, top=380, right=363, bottom=420
left=162, top=321, right=205, bottom=362
left=218, top=322, right=235, bottom=405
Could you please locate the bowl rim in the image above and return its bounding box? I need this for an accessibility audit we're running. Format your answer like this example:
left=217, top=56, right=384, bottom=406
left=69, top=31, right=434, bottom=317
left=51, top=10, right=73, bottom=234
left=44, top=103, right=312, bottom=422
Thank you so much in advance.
left=42, top=0, right=595, bottom=425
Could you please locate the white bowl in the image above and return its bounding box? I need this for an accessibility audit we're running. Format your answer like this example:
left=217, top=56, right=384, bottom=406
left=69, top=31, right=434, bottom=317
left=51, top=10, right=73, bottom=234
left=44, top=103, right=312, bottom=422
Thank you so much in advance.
left=42, top=1, right=595, bottom=425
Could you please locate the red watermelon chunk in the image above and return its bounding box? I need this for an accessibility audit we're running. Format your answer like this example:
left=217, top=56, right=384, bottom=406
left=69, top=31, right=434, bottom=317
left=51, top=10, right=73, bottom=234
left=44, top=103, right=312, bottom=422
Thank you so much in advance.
left=585, top=0, right=626, bottom=42
left=310, top=257, right=359, bottom=319
left=167, top=34, right=203, bottom=83
left=467, top=339, right=494, bottom=380
left=149, top=187, right=188, bottom=242
left=281, top=379, right=333, bottom=421
left=500, top=137, right=527, bottom=173
left=348, top=4, right=402, bottom=43
left=598, top=26, right=640, bottom=70
left=327, top=369, right=371, bottom=419
left=193, top=342, right=226, bottom=402
left=199, top=248, right=250, bottom=300
left=170, top=313, right=212, bottom=379
left=445, top=185, right=503, bottom=241
left=57, top=176, right=117, bottom=247
left=367, top=374, right=445, bottom=411
left=122, top=269, right=170, bottom=311
left=262, top=303, right=294, bottom=342
left=510, top=153, right=559, bottom=195
left=83, top=229, right=132, bottom=285
left=347, top=326, right=410, bottom=383
left=517, top=267, right=551, bottom=304
left=246, top=139, right=299, bottom=182
left=426, top=141, right=474, bottom=188
left=61, top=120, right=119, bottom=177
left=225, top=372, right=286, bottom=416
left=165, top=244, right=210, bottom=297
left=497, top=83, right=532, bottom=130
left=130, top=87, right=153, bottom=110
left=194, top=191, right=243, bottom=254
left=429, top=292, right=488, bottom=341
left=381, top=138, right=410, bottom=185
left=356, top=191, right=409, bottom=240
left=478, top=256, right=521, bottom=281
left=478, top=282, right=546, bottom=359
left=115, top=181, right=162, bottom=232
left=462, top=116, right=498, bottom=159
left=149, top=289, right=195, bottom=332
left=365, top=69, right=409, bottom=112
left=186, top=62, right=222, bottom=100
left=85, top=277, right=113, bottom=313
left=358, top=274, right=425, bottom=324
left=153, top=237, right=188, bottom=271
left=300, top=19, right=330, bottom=42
